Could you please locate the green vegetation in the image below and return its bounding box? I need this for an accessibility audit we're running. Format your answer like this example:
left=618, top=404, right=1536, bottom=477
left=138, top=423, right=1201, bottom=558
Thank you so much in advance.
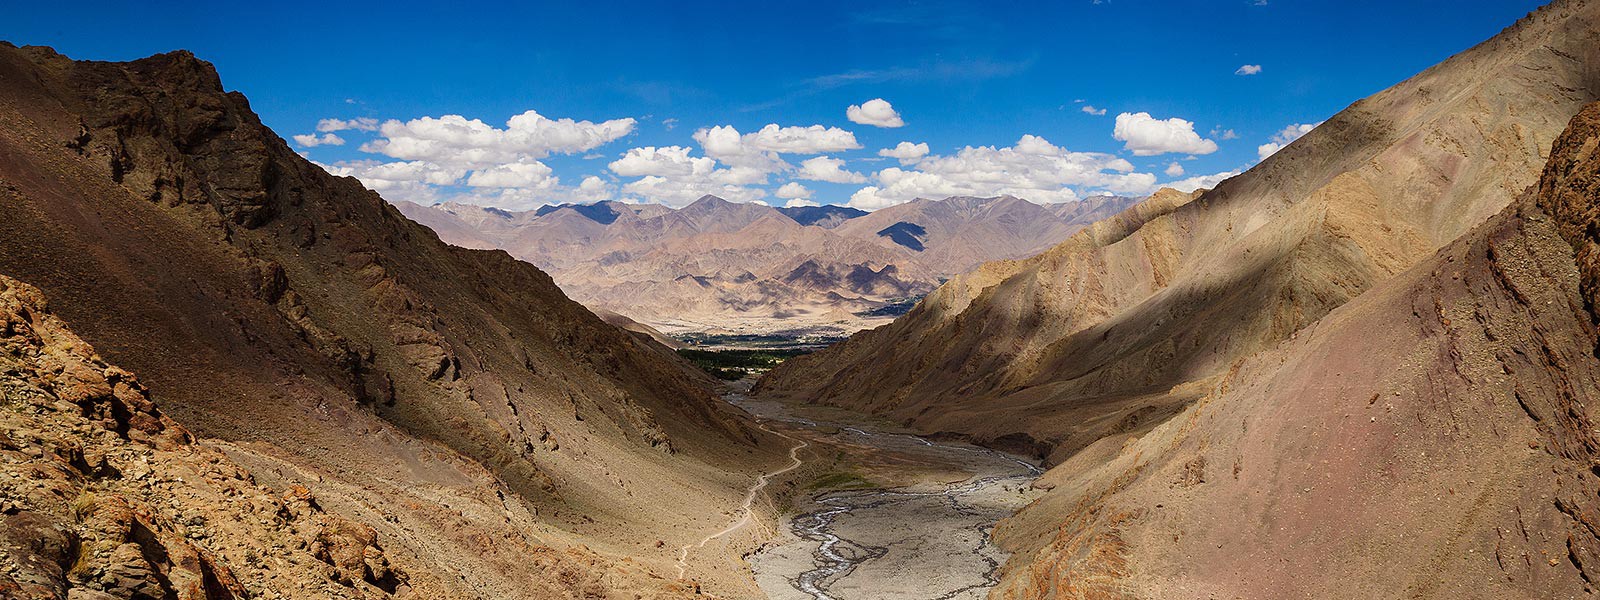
left=675, top=348, right=810, bottom=380
left=673, top=332, right=846, bottom=350
left=853, top=295, right=925, bottom=318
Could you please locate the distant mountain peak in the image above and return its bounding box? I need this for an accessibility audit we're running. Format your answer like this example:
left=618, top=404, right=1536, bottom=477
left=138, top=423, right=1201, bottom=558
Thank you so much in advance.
left=778, top=204, right=868, bottom=227
left=533, top=202, right=621, bottom=224
left=876, top=221, right=928, bottom=251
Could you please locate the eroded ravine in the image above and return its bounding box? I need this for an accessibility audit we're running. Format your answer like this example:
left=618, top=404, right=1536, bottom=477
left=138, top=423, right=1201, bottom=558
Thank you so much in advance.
left=727, top=393, right=1043, bottom=600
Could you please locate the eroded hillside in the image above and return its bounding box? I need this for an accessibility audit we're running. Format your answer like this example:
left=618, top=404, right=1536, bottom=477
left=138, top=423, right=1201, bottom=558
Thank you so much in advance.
left=0, top=43, right=784, bottom=597
left=990, top=98, right=1600, bottom=599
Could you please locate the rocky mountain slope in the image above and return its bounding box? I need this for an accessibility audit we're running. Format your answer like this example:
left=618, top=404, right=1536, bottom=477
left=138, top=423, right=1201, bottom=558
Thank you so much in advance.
left=398, top=194, right=1135, bottom=338
left=758, top=0, right=1600, bottom=463
left=0, top=43, right=785, bottom=598
left=993, top=98, right=1600, bottom=600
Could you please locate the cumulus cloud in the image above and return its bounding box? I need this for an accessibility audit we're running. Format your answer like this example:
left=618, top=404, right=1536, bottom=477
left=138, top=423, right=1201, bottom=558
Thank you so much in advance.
left=846, top=98, right=906, bottom=128
left=1113, top=112, right=1219, bottom=156
left=1081, top=105, right=1107, bottom=116
left=315, top=159, right=467, bottom=204
left=1256, top=121, right=1323, bottom=160
left=292, top=133, right=345, bottom=147
left=604, top=143, right=776, bottom=207
left=797, top=156, right=867, bottom=184
left=608, top=146, right=716, bottom=177
left=776, top=182, right=813, bottom=200
left=783, top=198, right=819, bottom=208
left=846, top=134, right=1155, bottom=210
left=574, top=176, right=615, bottom=203
left=465, top=161, right=556, bottom=188
left=1165, top=162, right=1185, bottom=177
left=360, top=110, right=636, bottom=168
left=308, top=108, right=642, bottom=209
left=878, top=142, right=930, bottom=164
left=316, top=117, right=379, bottom=132
left=688, top=123, right=859, bottom=177
left=604, top=123, right=875, bottom=207
left=1235, top=64, right=1262, bottom=76
left=736, top=124, right=862, bottom=154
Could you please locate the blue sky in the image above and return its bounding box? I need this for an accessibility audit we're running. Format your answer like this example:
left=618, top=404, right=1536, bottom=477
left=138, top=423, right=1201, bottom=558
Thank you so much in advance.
left=6, top=0, right=1549, bottom=210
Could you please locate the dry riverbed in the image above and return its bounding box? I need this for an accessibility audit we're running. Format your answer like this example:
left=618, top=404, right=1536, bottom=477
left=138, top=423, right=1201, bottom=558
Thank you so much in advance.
left=719, top=388, right=1043, bottom=600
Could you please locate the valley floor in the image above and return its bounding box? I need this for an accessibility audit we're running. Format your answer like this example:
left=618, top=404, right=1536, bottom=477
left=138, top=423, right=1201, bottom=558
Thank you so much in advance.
left=683, top=381, right=1042, bottom=599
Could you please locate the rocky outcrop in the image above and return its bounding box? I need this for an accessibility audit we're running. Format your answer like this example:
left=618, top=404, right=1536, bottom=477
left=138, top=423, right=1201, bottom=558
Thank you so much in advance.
left=989, top=100, right=1600, bottom=600
left=0, top=274, right=411, bottom=599
left=0, top=43, right=779, bottom=597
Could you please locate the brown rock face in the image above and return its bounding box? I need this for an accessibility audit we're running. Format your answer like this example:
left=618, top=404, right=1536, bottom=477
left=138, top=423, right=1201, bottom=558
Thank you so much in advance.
left=990, top=100, right=1600, bottom=599
left=0, top=43, right=780, bottom=597
left=0, top=274, right=405, bottom=599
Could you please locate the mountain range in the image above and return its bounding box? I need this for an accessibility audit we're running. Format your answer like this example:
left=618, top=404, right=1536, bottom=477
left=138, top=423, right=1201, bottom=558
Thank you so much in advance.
left=8, top=1, right=1600, bottom=598
left=397, top=194, right=1135, bottom=339
left=758, top=0, right=1600, bottom=595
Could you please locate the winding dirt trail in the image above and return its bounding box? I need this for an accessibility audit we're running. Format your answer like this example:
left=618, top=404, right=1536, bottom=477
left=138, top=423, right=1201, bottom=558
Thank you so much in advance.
left=676, top=423, right=810, bottom=580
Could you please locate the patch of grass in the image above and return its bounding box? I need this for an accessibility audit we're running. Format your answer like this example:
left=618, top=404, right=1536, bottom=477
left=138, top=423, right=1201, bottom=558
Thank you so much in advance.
left=70, top=491, right=99, bottom=521
left=676, top=348, right=810, bottom=380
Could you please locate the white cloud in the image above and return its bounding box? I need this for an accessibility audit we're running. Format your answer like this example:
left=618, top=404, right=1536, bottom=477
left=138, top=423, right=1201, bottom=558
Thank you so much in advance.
left=574, top=176, right=615, bottom=203
left=292, top=133, right=345, bottom=147
left=608, top=146, right=716, bottom=177
left=315, top=159, right=464, bottom=204
left=465, top=160, right=556, bottom=188
left=846, top=134, right=1155, bottom=210
left=846, top=98, right=906, bottom=128
left=777, top=182, right=813, bottom=200
left=1256, top=121, right=1323, bottom=160
left=783, top=198, right=819, bottom=208
left=1161, top=169, right=1241, bottom=193
left=797, top=156, right=867, bottom=184
left=1081, top=105, right=1107, bottom=116
left=361, top=110, right=636, bottom=168
left=316, top=117, right=379, bottom=132
left=1164, top=162, right=1185, bottom=177
left=1113, top=112, right=1219, bottom=156
left=742, top=124, right=863, bottom=154
left=878, top=142, right=930, bottom=164
left=320, top=159, right=465, bottom=186
left=692, top=123, right=861, bottom=169
left=1235, top=64, right=1262, bottom=76
left=604, top=143, right=773, bottom=207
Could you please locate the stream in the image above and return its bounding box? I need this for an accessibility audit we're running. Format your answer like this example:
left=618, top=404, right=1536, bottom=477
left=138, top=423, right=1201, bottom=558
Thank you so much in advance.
left=727, top=393, right=1043, bottom=600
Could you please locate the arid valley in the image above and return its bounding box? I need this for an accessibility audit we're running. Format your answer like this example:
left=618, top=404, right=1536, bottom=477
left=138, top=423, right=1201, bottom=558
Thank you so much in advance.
left=5, top=1, right=1600, bottom=599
